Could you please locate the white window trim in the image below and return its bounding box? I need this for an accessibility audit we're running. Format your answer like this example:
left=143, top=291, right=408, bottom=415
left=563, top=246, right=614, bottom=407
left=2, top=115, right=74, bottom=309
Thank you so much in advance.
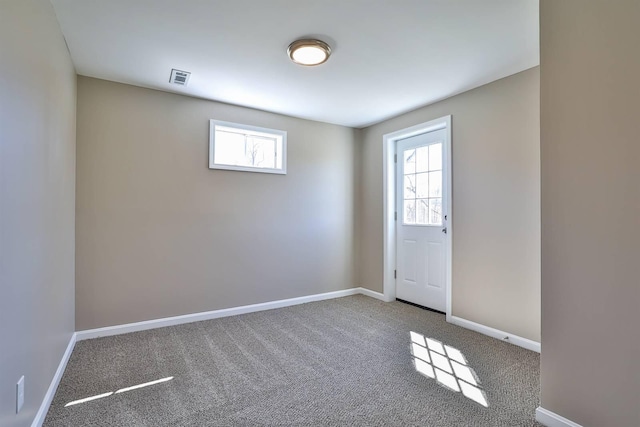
left=209, top=119, right=287, bottom=175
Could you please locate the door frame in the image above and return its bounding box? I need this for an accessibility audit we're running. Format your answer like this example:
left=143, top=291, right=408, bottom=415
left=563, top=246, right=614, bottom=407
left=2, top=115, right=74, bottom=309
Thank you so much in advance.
left=382, top=115, right=452, bottom=320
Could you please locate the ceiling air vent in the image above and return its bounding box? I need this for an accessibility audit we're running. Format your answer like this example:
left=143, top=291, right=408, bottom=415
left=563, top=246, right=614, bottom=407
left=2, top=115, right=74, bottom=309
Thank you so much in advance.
left=170, top=69, right=191, bottom=86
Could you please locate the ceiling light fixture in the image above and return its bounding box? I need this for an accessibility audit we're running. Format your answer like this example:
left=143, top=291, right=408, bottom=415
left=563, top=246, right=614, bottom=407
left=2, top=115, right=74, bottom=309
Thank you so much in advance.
left=287, top=39, right=331, bottom=66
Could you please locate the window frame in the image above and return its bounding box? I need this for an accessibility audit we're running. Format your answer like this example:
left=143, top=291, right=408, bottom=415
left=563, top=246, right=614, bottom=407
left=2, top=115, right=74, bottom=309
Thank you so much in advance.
left=208, top=119, right=287, bottom=175
left=401, top=142, right=444, bottom=227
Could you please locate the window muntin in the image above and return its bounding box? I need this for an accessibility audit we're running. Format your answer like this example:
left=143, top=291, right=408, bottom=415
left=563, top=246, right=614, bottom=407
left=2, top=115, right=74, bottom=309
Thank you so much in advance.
left=403, top=142, right=443, bottom=225
left=209, top=120, right=287, bottom=174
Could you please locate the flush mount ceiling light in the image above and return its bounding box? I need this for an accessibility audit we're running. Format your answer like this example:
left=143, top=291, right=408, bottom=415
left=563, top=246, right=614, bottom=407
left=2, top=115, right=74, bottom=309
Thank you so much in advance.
left=287, top=39, right=332, bottom=66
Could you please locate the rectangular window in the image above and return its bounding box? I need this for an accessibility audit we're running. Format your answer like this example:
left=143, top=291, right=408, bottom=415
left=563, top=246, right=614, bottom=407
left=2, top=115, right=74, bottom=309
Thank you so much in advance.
left=209, top=120, right=287, bottom=174
left=403, top=142, right=443, bottom=226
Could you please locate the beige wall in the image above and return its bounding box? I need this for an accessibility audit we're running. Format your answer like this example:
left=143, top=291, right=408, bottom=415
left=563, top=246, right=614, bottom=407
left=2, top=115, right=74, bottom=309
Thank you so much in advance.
left=0, top=1, right=76, bottom=426
left=76, top=77, right=358, bottom=330
left=359, top=68, right=540, bottom=342
left=540, top=1, right=640, bottom=426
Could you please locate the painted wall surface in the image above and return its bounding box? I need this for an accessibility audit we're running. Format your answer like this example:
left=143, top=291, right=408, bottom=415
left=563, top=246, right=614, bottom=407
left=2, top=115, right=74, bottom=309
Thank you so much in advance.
left=0, top=1, right=77, bottom=426
left=359, top=68, right=541, bottom=342
left=75, top=77, right=358, bottom=330
left=540, top=1, right=640, bottom=426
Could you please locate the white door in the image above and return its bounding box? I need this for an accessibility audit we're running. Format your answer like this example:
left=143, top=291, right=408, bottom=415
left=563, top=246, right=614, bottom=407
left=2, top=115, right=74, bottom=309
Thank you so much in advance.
left=396, top=129, right=448, bottom=312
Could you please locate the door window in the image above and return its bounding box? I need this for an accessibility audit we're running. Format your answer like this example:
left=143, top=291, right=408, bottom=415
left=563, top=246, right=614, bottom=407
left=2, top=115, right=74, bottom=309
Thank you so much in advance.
left=403, top=143, right=443, bottom=225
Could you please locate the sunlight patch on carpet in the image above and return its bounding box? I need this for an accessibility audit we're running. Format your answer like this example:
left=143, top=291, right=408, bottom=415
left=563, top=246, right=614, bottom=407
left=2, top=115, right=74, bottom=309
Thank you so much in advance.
left=410, top=332, right=488, bottom=407
left=65, top=392, right=113, bottom=407
left=64, top=377, right=174, bottom=408
left=115, top=376, right=174, bottom=394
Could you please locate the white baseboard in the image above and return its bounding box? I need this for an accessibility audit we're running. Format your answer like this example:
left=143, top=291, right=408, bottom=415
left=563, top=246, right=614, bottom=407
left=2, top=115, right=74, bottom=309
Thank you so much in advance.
left=448, top=315, right=541, bottom=353
left=536, top=407, right=583, bottom=427
left=76, top=288, right=371, bottom=341
left=356, top=287, right=392, bottom=302
left=31, top=332, right=77, bottom=427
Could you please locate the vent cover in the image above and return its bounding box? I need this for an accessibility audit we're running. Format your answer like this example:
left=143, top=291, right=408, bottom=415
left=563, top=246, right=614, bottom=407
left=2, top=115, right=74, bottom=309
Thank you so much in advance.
left=170, top=69, right=191, bottom=86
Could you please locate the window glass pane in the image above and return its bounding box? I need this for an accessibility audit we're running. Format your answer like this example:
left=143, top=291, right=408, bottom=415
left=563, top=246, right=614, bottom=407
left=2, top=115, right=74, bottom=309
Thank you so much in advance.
left=214, top=130, right=246, bottom=166
left=429, top=143, right=442, bottom=171
left=246, top=135, right=276, bottom=168
left=404, top=175, right=416, bottom=199
left=416, top=146, right=429, bottom=173
left=215, top=130, right=281, bottom=169
left=404, top=200, right=416, bottom=224
left=416, top=172, right=428, bottom=198
left=210, top=121, right=286, bottom=174
left=404, top=149, right=416, bottom=174
left=429, top=198, right=443, bottom=225
left=417, top=199, right=429, bottom=225
left=429, top=171, right=442, bottom=198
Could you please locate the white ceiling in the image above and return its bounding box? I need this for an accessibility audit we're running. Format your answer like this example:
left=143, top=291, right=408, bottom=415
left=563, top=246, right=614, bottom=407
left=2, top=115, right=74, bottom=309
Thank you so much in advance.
left=51, top=0, right=539, bottom=128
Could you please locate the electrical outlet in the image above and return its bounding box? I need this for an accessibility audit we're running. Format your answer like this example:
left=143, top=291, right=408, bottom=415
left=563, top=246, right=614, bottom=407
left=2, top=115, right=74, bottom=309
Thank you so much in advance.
left=16, top=376, right=24, bottom=413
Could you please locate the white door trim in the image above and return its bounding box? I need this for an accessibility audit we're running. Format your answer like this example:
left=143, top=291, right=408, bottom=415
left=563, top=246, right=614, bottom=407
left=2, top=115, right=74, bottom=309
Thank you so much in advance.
left=383, top=115, right=452, bottom=319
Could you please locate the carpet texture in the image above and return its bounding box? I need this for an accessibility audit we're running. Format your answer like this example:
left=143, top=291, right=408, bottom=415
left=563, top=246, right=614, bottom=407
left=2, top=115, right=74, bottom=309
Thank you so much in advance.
left=44, top=295, right=541, bottom=426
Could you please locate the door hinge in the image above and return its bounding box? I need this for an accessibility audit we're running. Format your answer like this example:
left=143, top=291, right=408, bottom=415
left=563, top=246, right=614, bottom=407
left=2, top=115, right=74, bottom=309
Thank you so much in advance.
left=394, top=270, right=397, bottom=279
left=394, top=211, right=397, bottom=221
left=394, top=153, right=397, bottom=163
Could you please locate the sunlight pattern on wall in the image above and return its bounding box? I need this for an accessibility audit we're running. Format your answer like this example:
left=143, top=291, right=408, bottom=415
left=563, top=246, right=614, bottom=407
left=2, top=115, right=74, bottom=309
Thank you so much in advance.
left=410, top=331, right=488, bottom=407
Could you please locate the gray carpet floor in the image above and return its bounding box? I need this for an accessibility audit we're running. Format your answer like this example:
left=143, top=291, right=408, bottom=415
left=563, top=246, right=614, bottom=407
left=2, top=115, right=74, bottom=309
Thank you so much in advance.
left=44, top=295, right=541, bottom=426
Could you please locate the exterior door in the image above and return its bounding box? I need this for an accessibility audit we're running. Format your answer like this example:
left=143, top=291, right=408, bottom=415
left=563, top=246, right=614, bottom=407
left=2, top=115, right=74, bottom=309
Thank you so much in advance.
left=396, top=129, right=448, bottom=312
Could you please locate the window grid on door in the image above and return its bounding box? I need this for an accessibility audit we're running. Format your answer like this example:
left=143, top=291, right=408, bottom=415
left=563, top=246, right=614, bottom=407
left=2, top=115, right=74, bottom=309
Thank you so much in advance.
left=403, top=143, right=443, bottom=226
